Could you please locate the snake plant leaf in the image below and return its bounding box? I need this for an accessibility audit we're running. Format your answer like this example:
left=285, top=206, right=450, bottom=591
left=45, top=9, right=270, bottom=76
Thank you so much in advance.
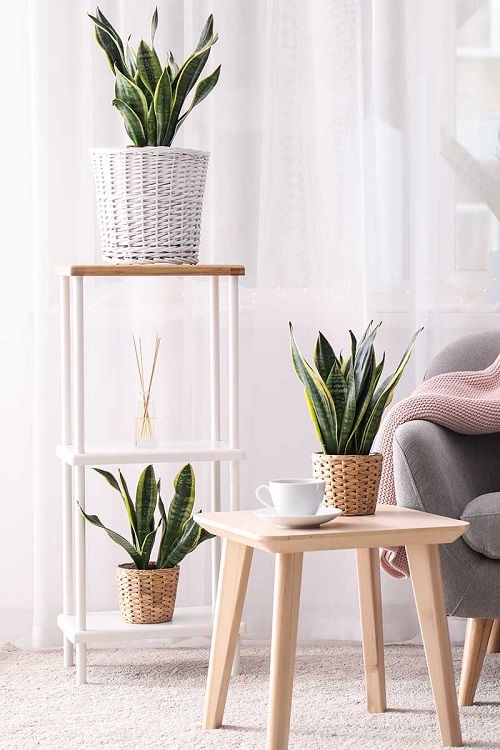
left=349, top=347, right=377, bottom=439
left=137, top=40, right=162, bottom=95
left=78, top=505, right=144, bottom=569
left=166, top=37, right=217, bottom=144
left=195, top=15, right=214, bottom=52
left=151, top=7, right=158, bottom=47
left=112, top=99, right=146, bottom=146
left=95, top=7, right=124, bottom=53
left=175, top=65, right=221, bottom=133
left=135, top=465, right=157, bottom=547
left=353, top=326, right=380, bottom=396
left=126, top=38, right=137, bottom=77
left=115, top=68, right=148, bottom=128
left=92, top=23, right=128, bottom=77
left=118, top=469, right=138, bottom=546
left=304, top=389, right=327, bottom=449
left=154, top=69, right=172, bottom=145
left=314, top=331, right=338, bottom=383
left=358, top=328, right=423, bottom=454
left=138, top=516, right=162, bottom=565
left=338, top=369, right=357, bottom=452
left=290, top=323, right=338, bottom=454
left=158, top=465, right=195, bottom=567
left=167, top=51, right=179, bottom=78
left=325, top=360, right=347, bottom=428
left=373, top=353, right=385, bottom=389
left=147, top=102, right=156, bottom=145
left=93, top=468, right=120, bottom=492
left=162, top=517, right=203, bottom=568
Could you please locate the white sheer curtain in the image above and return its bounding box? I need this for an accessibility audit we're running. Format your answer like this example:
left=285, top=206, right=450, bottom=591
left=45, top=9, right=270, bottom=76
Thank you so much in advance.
left=1, top=0, right=498, bottom=648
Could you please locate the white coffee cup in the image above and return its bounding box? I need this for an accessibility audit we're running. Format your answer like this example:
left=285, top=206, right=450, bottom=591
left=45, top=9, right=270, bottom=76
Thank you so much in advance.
left=255, top=479, right=325, bottom=516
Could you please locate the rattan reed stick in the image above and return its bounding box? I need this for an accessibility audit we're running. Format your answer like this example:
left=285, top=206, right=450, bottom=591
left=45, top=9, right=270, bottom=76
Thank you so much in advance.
left=133, top=335, right=161, bottom=439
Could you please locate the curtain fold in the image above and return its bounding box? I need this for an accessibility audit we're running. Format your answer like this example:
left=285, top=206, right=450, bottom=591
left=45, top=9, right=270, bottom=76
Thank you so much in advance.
left=0, top=0, right=497, bottom=648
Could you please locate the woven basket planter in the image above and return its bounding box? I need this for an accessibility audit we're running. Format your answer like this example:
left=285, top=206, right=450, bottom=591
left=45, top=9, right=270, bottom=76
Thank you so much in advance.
left=116, top=563, right=180, bottom=624
left=312, top=452, right=383, bottom=516
left=90, top=147, right=210, bottom=265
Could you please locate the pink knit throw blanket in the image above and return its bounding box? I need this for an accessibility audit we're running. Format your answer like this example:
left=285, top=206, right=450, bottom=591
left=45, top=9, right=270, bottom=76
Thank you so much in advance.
left=373, top=353, right=500, bottom=579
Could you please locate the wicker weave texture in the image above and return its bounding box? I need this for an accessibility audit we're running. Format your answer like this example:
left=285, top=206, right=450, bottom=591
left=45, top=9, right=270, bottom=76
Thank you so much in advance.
left=90, top=147, right=210, bottom=265
left=116, top=563, right=180, bottom=624
left=312, top=452, right=383, bottom=516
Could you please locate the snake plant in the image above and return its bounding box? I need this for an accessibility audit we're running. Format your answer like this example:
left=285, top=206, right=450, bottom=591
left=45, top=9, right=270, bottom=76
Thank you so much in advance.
left=79, top=464, right=212, bottom=569
left=289, top=322, right=422, bottom=456
left=89, top=7, right=220, bottom=147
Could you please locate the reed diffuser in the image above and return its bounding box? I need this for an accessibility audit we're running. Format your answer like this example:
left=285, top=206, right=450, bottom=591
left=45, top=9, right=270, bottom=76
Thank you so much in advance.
left=133, top=335, right=161, bottom=448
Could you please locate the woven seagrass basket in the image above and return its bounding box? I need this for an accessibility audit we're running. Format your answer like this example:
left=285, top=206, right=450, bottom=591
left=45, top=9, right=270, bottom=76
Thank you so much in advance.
left=312, top=452, right=383, bottom=516
left=116, top=563, right=180, bottom=624
left=90, top=147, right=210, bottom=265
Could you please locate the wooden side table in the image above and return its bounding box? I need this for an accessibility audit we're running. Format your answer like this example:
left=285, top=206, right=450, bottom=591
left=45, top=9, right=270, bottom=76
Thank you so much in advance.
left=195, top=505, right=469, bottom=750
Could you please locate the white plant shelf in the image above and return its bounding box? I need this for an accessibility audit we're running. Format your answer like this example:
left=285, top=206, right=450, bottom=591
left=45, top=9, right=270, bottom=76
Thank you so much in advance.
left=56, top=265, right=245, bottom=684
left=57, top=441, right=245, bottom=466
left=58, top=607, right=246, bottom=644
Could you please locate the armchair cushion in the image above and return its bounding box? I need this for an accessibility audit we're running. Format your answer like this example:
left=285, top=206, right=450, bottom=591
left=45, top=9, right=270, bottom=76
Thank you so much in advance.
left=461, top=493, right=500, bottom=559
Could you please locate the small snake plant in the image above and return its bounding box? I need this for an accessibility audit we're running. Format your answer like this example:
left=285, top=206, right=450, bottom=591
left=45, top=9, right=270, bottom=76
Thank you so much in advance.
left=289, top=322, right=422, bottom=456
left=79, top=464, right=212, bottom=569
left=89, top=7, right=220, bottom=147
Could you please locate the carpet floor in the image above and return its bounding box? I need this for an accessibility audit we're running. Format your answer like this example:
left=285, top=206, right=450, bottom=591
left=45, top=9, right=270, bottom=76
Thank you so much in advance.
left=1, top=641, right=500, bottom=750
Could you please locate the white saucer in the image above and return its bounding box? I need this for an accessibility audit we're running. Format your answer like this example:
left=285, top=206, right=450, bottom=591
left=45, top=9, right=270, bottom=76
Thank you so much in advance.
left=253, top=506, right=342, bottom=529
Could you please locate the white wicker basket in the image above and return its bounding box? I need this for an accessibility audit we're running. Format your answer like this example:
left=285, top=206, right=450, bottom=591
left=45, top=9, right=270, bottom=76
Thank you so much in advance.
left=90, top=147, right=210, bottom=265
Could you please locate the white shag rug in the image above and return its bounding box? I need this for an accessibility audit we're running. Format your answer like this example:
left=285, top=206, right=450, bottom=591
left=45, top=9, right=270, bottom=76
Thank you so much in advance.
left=1, top=641, right=500, bottom=750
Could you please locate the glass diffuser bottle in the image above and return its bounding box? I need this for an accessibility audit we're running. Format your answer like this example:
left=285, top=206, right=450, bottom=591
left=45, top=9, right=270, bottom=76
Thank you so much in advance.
left=135, top=391, right=158, bottom=448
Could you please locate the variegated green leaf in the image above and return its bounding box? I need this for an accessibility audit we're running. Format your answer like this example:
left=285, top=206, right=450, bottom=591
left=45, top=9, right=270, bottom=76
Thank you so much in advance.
left=95, top=7, right=124, bottom=53
left=147, top=102, right=156, bottom=145
left=91, top=22, right=128, bottom=77
left=78, top=505, right=143, bottom=569
left=359, top=328, right=423, bottom=453
left=338, top=369, right=357, bottom=452
left=154, top=69, right=172, bottom=145
left=157, top=464, right=195, bottom=568
left=151, top=7, right=158, bottom=47
left=112, top=99, right=146, bottom=146
left=290, top=323, right=338, bottom=454
left=126, top=38, right=137, bottom=77
left=195, top=15, right=214, bottom=52
left=162, top=517, right=203, bottom=568
left=135, top=465, right=157, bottom=547
left=314, top=331, right=338, bottom=383
left=166, top=36, right=217, bottom=144
left=175, top=65, right=221, bottom=134
left=115, top=68, right=148, bottom=128
left=137, top=40, right=162, bottom=95
left=325, top=360, right=347, bottom=431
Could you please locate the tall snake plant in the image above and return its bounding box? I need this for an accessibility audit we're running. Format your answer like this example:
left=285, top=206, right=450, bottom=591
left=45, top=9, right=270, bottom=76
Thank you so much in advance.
left=89, top=7, right=220, bottom=147
left=290, top=322, right=422, bottom=456
left=79, top=464, right=212, bottom=569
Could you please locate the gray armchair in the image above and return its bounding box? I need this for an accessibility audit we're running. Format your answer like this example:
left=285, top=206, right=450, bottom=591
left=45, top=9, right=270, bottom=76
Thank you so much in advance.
left=393, top=330, right=500, bottom=706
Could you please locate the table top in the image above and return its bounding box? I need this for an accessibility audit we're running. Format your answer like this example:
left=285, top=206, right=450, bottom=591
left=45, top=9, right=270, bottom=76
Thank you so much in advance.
left=194, top=505, right=469, bottom=553
left=55, top=264, right=245, bottom=277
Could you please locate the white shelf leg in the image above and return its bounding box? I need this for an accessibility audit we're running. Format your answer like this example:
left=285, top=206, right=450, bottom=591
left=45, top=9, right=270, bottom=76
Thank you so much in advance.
left=72, top=276, right=87, bottom=685
left=210, top=278, right=222, bottom=605
left=60, top=277, right=74, bottom=668
left=228, top=276, right=241, bottom=675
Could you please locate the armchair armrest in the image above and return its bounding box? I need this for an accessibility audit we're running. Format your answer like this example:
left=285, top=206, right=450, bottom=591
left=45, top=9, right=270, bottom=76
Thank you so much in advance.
left=393, top=421, right=500, bottom=520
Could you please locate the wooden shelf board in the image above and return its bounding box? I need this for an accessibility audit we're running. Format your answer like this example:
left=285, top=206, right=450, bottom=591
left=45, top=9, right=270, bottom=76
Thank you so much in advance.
left=57, top=607, right=246, bottom=644
left=56, top=441, right=245, bottom=466
left=55, top=264, right=245, bottom=277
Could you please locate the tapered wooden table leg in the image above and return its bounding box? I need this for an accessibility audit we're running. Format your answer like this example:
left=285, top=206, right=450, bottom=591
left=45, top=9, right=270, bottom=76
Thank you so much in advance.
left=266, top=553, right=303, bottom=750
left=459, top=617, right=494, bottom=706
left=356, top=547, right=386, bottom=713
left=406, top=544, right=462, bottom=748
left=203, top=540, right=253, bottom=730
